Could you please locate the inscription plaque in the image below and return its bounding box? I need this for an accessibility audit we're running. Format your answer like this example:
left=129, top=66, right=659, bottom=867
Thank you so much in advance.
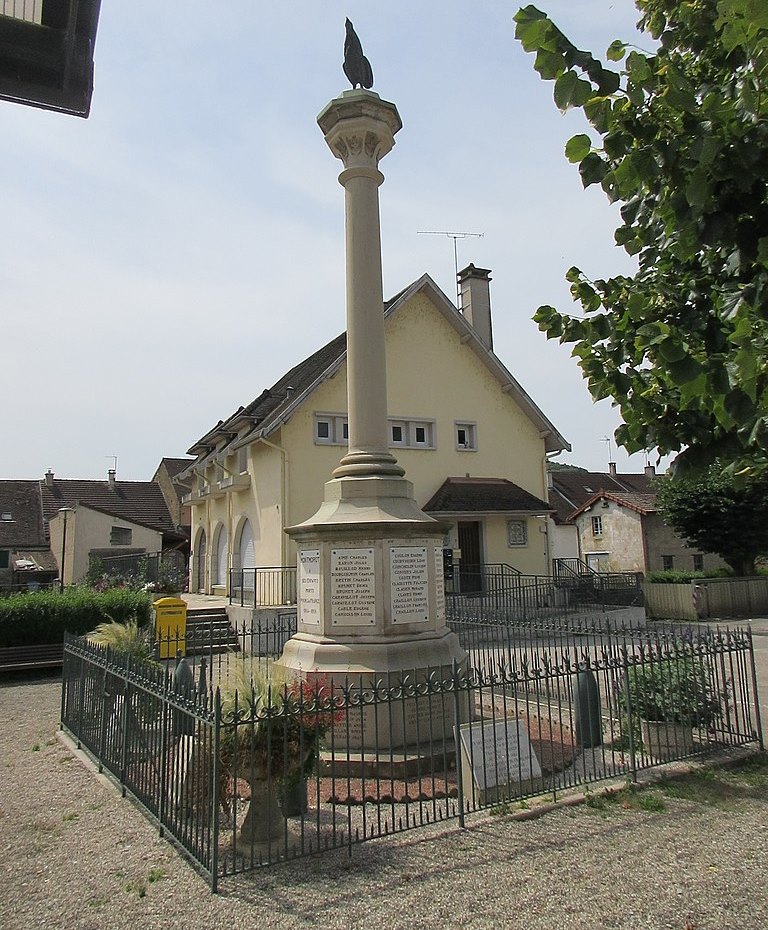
left=433, top=547, right=446, bottom=623
left=390, top=546, right=429, bottom=623
left=331, top=548, right=376, bottom=625
left=456, top=718, right=542, bottom=803
left=298, top=548, right=321, bottom=625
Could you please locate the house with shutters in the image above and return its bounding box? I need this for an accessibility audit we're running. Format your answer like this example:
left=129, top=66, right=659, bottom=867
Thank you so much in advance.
left=179, top=265, right=570, bottom=598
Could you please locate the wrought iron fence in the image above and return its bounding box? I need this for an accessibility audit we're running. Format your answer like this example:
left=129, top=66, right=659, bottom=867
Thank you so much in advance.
left=61, top=618, right=762, bottom=891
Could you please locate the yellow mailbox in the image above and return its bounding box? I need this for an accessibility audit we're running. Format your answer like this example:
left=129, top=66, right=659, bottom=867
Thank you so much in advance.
left=153, top=596, right=187, bottom=659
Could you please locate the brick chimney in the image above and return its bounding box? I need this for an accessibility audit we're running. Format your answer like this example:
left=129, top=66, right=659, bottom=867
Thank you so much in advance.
left=44, top=469, right=54, bottom=488
left=457, top=264, right=493, bottom=351
left=108, top=468, right=116, bottom=490
left=608, top=462, right=617, bottom=477
left=644, top=464, right=656, bottom=478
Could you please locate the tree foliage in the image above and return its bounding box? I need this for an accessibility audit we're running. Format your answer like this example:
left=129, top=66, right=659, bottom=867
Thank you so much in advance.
left=654, top=464, right=768, bottom=574
left=514, top=1, right=768, bottom=474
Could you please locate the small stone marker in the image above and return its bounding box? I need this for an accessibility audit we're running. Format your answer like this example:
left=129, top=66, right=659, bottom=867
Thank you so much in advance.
left=455, top=718, right=543, bottom=804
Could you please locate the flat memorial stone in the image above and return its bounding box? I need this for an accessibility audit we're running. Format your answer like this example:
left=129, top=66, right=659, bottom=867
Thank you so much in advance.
left=456, top=718, right=543, bottom=804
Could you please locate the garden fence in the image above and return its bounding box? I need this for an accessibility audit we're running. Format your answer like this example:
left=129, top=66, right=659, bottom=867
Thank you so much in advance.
left=60, top=617, right=762, bottom=891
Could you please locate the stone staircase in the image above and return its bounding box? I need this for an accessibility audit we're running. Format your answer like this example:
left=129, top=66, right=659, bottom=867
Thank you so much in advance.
left=184, top=607, right=239, bottom=656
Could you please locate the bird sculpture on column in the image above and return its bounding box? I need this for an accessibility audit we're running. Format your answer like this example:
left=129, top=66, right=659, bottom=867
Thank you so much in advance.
left=342, top=18, right=374, bottom=89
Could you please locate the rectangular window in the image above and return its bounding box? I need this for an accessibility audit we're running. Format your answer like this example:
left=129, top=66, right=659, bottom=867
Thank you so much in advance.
left=591, top=516, right=603, bottom=536
left=237, top=446, right=248, bottom=474
left=110, top=526, right=132, bottom=546
left=0, top=512, right=12, bottom=522
left=315, top=412, right=434, bottom=449
left=507, top=520, right=528, bottom=547
left=455, top=422, right=477, bottom=450
left=662, top=555, right=674, bottom=571
left=0, top=550, right=9, bottom=569
left=391, top=422, right=406, bottom=445
left=693, top=554, right=704, bottom=572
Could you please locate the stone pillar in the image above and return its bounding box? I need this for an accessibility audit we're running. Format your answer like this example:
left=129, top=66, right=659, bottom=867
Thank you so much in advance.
left=318, top=89, right=404, bottom=479
left=277, top=88, right=467, bottom=752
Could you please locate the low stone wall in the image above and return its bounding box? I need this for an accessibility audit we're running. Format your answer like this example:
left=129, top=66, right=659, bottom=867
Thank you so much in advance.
left=645, top=577, right=768, bottom=620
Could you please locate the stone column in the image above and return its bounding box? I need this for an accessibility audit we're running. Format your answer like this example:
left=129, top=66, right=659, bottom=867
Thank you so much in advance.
left=318, top=89, right=404, bottom=479
left=277, top=88, right=467, bottom=751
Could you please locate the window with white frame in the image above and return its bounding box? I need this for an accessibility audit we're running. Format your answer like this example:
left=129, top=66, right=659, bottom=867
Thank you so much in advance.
left=315, top=413, right=434, bottom=449
left=591, top=515, right=603, bottom=536
left=314, top=414, right=348, bottom=445
left=455, top=422, right=477, bottom=450
left=507, top=520, right=528, bottom=547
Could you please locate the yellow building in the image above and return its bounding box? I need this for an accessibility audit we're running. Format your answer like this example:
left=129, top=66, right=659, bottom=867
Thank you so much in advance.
left=180, top=267, right=569, bottom=597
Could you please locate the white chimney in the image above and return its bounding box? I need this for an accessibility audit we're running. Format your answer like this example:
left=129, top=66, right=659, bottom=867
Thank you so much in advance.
left=457, top=264, right=493, bottom=351
left=108, top=469, right=116, bottom=490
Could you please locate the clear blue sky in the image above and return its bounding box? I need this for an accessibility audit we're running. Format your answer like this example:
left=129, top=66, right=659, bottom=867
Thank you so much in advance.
left=1, top=1, right=659, bottom=480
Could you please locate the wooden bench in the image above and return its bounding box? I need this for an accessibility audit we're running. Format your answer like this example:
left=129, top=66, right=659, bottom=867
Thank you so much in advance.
left=0, top=643, right=65, bottom=672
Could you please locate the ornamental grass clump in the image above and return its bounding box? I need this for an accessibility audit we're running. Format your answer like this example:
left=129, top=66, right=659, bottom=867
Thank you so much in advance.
left=217, top=661, right=344, bottom=799
left=87, top=618, right=154, bottom=662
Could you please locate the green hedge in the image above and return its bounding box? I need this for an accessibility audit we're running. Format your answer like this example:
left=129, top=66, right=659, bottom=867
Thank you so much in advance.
left=0, top=587, right=153, bottom=647
left=646, top=569, right=733, bottom=584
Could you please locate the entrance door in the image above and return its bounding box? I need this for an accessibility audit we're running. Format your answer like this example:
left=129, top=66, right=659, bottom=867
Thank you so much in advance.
left=196, top=529, right=207, bottom=593
left=458, top=521, right=483, bottom=593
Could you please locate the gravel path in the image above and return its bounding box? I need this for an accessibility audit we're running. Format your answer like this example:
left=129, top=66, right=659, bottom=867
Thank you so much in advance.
left=1, top=674, right=767, bottom=930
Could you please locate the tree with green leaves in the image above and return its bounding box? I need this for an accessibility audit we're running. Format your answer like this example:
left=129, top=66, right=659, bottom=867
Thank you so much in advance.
left=654, top=464, right=768, bottom=574
left=514, top=1, right=768, bottom=474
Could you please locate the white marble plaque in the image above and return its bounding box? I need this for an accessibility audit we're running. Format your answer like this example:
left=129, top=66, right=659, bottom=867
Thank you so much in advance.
left=434, top=547, right=446, bottom=623
left=298, top=548, right=321, bottom=626
left=456, top=719, right=542, bottom=792
left=390, top=546, right=429, bottom=623
left=330, top=548, right=376, bottom=625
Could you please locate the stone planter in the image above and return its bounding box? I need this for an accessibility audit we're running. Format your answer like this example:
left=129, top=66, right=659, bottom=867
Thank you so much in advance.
left=239, top=777, right=285, bottom=848
left=640, top=719, right=695, bottom=761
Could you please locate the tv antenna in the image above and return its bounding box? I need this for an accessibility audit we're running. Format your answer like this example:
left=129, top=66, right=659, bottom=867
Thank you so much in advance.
left=105, top=454, right=118, bottom=473
left=417, top=230, right=484, bottom=306
left=601, top=436, right=613, bottom=466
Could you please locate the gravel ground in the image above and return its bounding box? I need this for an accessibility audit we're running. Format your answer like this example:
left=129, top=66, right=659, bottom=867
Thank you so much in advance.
left=1, top=674, right=767, bottom=930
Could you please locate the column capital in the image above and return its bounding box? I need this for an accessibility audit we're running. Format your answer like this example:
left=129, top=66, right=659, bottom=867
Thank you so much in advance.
left=318, top=89, right=402, bottom=170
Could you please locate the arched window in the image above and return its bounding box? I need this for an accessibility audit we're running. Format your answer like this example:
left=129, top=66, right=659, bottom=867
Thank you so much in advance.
left=235, top=519, right=255, bottom=592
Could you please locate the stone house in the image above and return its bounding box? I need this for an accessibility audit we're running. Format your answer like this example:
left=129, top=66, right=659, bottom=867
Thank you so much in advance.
left=179, top=266, right=570, bottom=596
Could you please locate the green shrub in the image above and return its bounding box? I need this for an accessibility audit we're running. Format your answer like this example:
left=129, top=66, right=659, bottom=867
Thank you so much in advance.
left=624, top=656, right=722, bottom=726
left=645, top=569, right=733, bottom=584
left=0, top=587, right=153, bottom=647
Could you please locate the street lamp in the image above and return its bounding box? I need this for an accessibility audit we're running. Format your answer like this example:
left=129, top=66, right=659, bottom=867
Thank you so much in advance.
left=58, top=507, right=74, bottom=593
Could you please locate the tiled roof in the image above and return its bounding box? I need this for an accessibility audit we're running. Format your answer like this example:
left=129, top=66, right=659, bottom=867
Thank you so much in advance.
left=40, top=479, right=179, bottom=537
left=548, top=469, right=655, bottom=523
left=584, top=491, right=657, bottom=516
left=423, top=478, right=552, bottom=514
left=158, top=458, right=194, bottom=479
left=0, top=480, right=46, bottom=547
left=13, top=549, right=58, bottom=572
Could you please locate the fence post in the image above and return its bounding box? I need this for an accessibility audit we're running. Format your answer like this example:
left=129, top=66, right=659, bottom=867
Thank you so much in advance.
left=210, top=688, right=221, bottom=893
left=621, top=655, right=638, bottom=783
left=119, top=657, right=131, bottom=797
left=452, top=661, right=466, bottom=828
left=746, top=628, right=765, bottom=751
